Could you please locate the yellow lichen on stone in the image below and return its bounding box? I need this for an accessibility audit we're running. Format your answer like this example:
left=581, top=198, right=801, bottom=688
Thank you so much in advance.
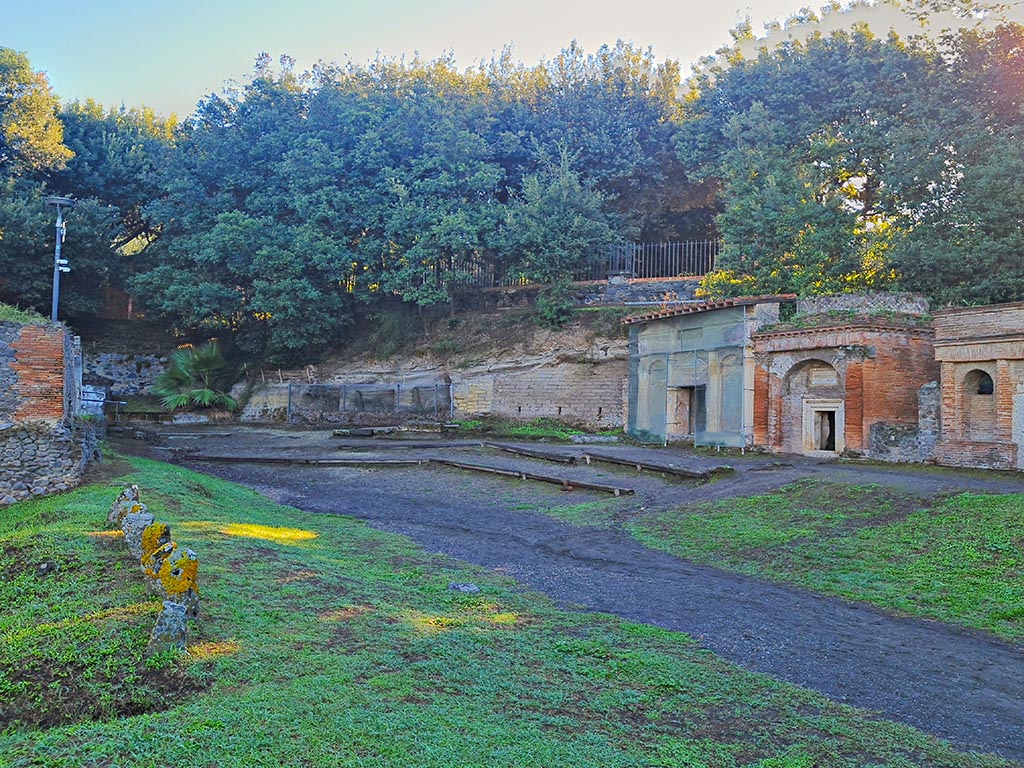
left=158, top=547, right=199, bottom=599
left=142, top=540, right=176, bottom=582
left=107, top=484, right=142, bottom=527
left=140, top=522, right=171, bottom=562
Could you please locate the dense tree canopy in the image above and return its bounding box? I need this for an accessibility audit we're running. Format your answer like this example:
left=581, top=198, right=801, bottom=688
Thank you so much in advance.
left=1, top=7, right=1022, bottom=363
left=680, top=13, right=1024, bottom=304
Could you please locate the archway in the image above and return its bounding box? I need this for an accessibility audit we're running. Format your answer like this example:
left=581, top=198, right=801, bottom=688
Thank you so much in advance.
left=781, top=359, right=844, bottom=454
left=962, top=368, right=996, bottom=441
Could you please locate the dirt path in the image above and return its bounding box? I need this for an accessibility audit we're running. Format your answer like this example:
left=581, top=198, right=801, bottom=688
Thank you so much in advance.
left=124, top=428, right=1024, bottom=761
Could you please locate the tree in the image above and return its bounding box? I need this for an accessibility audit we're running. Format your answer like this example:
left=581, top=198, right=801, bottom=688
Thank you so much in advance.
left=0, top=48, right=72, bottom=176
left=892, top=24, right=1024, bottom=305
left=152, top=341, right=238, bottom=411
left=503, top=146, right=619, bottom=283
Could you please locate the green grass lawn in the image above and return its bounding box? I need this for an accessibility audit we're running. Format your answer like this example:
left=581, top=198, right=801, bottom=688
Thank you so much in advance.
left=0, top=460, right=1017, bottom=767
left=620, top=479, right=1024, bottom=643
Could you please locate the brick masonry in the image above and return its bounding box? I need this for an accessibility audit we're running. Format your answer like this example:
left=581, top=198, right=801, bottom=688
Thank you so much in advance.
left=753, top=322, right=938, bottom=457
left=0, top=321, right=100, bottom=505
left=932, top=302, right=1024, bottom=470
left=484, top=360, right=627, bottom=428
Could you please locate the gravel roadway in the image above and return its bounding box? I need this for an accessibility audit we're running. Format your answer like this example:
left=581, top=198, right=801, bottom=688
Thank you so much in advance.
left=123, top=426, right=1024, bottom=762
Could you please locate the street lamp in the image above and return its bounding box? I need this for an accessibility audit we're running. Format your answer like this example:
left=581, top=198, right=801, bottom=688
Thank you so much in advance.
left=44, top=195, right=75, bottom=322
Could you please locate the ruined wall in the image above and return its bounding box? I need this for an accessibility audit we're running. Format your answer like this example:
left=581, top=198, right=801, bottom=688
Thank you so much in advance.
left=0, top=421, right=101, bottom=504
left=0, top=322, right=99, bottom=505
left=933, top=302, right=1024, bottom=470
left=796, top=292, right=929, bottom=317
left=473, top=360, right=627, bottom=428
left=83, top=352, right=167, bottom=396
left=869, top=378, right=940, bottom=463
left=236, top=353, right=628, bottom=429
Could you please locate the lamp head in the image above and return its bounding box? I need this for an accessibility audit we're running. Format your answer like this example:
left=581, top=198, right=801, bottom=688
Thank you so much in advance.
left=44, top=196, right=76, bottom=211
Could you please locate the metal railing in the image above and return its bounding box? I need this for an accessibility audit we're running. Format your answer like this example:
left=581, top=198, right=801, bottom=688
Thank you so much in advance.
left=597, top=241, right=721, bottom=280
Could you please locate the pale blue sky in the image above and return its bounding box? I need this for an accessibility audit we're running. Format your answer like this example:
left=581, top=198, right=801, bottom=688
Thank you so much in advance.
left=4, top=0, right=838, bottom=118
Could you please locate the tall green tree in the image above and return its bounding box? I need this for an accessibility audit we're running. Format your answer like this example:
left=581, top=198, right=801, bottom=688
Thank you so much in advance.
left=0, top=48, right=71, bottom=176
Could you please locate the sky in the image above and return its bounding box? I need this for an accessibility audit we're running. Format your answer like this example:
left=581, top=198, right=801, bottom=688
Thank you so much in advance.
left=5, top=0, right=850, bottom=118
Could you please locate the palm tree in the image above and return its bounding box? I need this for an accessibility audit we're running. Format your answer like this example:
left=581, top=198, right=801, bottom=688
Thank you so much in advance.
left=152, top=341, right=238, bottom=411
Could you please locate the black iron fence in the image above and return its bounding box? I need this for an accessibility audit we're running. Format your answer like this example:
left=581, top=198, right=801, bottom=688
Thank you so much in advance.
left=594, top=241, right=721, bottom=281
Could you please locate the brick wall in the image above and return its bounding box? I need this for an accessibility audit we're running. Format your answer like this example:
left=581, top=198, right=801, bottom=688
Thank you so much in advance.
left=0, top=322, right=101, bottom=505
left=753, top=323, right=937, bottom=456
left=935, top=440, right=1018, bottom=470
left=9, top=324, right=67, bottom=424
left=932, top=303, right=1024, bottom=470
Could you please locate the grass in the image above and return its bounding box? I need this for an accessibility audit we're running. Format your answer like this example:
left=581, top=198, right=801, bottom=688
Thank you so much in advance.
left=0, top=460, right=1018, bottom=767
left=0, top=302, right=47, bottom=324
left=456, top=416, right=619, bottom=441
left=622, top=479, right=1024, bottom=643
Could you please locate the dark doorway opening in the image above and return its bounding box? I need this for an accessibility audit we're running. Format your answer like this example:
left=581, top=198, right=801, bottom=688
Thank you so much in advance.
left=814, top=410, right=836, bottom=451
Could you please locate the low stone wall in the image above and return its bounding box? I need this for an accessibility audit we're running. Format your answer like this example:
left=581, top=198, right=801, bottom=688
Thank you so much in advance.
left=234, top=384, right=287, bottom=422
left=575, top=278, right=701, bottom=308
left=868, top=423, right=923, bottom=463
left=796, top=292, right=929, bottom=317
left=108, top=485, right=200, bottom=653
left=0, top=421, right=103, bottom=504
left=83, top=352, right=168, bottom=396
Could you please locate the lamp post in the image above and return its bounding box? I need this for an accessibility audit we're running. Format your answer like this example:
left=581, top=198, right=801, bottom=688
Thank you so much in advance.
left=44, top=196, right=75, bottom=323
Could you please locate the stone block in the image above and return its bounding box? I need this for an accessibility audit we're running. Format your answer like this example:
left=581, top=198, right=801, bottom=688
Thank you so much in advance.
left=148, top=601, right=187, bottom=654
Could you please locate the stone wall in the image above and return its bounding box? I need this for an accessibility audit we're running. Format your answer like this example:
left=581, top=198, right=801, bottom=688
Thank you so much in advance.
left=796, top=292, right=929, bottom=317
left=0, top=321, right=99, bottom=505
left=236, top=354, right=628, bottom=430
left=0, top=416, right=101, bottom=504
left=83, top=352, right=168, bottom=396
left=868, top=379, right=940, bottom=464
left=459, top=360, right=627, bottom=428
left=574, top=278, right=700, bottom=308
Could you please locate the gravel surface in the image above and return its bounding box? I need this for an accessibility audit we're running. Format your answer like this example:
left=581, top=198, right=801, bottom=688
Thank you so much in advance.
left=120, top=426, right=1024, bottom=761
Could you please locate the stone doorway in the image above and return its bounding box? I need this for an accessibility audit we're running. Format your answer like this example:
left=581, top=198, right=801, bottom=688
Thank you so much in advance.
left=802, top=398, right=844, bottom=454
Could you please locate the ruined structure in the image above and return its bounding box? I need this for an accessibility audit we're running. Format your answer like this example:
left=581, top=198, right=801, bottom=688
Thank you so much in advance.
left=932, top=302, right=1024, bottom=470
left=0, top=321, right=99, bottom=504
left=752, top=312, right=938, bottom=458
left=623, top=296, right=795, bottom=445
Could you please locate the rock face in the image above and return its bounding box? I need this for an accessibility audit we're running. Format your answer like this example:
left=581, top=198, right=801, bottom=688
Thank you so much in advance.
left=148, top=601, right=187, bottom=653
